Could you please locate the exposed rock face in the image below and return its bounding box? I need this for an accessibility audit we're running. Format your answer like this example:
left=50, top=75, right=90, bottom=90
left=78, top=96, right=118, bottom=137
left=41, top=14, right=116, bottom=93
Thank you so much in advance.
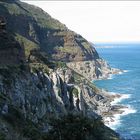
left=0, top=63, right=122, bottom=140
left=67, top=59, right=121, bottom=81
left=0, top=66, right=118, bottom=121
left=0, top=66, right=121, bottom=139
left=0, top=67, right=114, bottom=123
left=0, top=69, right=89, bottom=121
left=48, top=31, right=99, bottom=62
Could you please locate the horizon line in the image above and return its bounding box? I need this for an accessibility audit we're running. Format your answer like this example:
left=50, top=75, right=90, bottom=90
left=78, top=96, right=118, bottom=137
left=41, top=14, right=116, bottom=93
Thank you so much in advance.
left=92, top=42, right=140, bottom=44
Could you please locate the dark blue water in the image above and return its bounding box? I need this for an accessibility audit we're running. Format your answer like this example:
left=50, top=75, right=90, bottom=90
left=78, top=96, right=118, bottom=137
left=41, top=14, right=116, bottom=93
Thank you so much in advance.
left=94, top=44, right=140, bottom=140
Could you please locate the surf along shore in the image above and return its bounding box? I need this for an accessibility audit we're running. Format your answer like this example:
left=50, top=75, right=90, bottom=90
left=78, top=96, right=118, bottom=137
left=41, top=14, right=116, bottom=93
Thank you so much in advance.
left=95, top=70, right=136, bottom=130
left=95, top=69, right=136, bottom=130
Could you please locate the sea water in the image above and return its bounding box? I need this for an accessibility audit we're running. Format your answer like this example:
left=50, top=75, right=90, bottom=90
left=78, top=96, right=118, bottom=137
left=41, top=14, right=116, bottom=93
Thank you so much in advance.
left=94, top=44, right=140, bottom=140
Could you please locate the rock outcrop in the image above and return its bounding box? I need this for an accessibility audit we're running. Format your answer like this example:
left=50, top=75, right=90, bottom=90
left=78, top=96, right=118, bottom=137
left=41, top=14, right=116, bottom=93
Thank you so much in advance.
left=0, top=66, right=120, bottom=139
left=67, top=59, right=121, bottom=81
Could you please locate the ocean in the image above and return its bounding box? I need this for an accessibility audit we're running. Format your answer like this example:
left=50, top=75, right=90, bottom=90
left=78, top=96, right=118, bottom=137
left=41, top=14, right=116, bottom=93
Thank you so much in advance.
left=94, top=44, right=140, bottom=140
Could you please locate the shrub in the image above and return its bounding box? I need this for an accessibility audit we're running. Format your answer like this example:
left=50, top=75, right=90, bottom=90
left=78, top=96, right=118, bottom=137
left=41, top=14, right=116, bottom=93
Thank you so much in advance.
left=72, top=88, right=79, bottom=97
left=43, top=114, right=104, bottom=140
left=0, top=133, right=6, bottom=140
left=22, top=123, right=42, bottom=140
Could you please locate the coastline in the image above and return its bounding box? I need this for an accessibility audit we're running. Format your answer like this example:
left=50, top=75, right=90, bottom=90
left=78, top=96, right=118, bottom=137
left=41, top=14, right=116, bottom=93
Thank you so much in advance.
left=104, top=94, right=136, bottom=130
left=98, top=67, right=124, bottom=80
left=99, top=70, right=136, bottom=130
left=68, top=59, right=135, bottom=133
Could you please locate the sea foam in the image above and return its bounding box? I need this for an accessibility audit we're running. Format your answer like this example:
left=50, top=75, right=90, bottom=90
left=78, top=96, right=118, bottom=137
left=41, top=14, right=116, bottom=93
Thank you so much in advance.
left=118, top=69, right=129, bottom=75
left=111, top=93, right=131, bottom=105
left=105, top=93, right=136, bottom=130
left=105, top=106, right=136, bottom=130
left=107, top=69, right=129, bottom=80
left=123, top=70, right=130, bottom=73
left=107, top=74, right=114, bottom=80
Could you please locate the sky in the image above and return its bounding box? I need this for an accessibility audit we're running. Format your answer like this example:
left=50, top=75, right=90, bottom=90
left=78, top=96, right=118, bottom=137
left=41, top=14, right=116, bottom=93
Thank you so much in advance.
left=22, top=1, right=140, bottom=43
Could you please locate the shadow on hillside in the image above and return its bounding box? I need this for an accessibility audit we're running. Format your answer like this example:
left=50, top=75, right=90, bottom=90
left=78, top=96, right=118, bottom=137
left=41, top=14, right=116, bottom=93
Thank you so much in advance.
left=0, top=5, right=27, bottom=67
left=0, top=1, right=65, bottom=61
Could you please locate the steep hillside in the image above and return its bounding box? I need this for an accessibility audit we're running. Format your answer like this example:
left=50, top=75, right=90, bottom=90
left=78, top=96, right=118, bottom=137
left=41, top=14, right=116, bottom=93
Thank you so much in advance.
left=0, top=0, right=99, bottom=62
left=0, top=0, right=122, bottom=140
left=0, top=16, right=25, bottom=66
left=0, top=21, right=120, bottom=139
left=0, top=67, right=120, bottom=140
left=0, top=0, right=120, bottom=80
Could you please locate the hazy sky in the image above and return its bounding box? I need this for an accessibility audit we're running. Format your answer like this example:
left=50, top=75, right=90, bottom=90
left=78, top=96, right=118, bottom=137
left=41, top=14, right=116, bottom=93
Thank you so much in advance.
left=23, top=1, right=140, bottom=43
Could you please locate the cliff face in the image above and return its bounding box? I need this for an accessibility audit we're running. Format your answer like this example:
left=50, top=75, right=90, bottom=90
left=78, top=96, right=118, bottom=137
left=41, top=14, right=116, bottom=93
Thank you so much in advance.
left=67, top=59, right=121, bottom=81
left=0, top=1, right=121, bottom=140
left=0, top=66, right=120, bottom=140
left=0, top=28, right=120, bottom=139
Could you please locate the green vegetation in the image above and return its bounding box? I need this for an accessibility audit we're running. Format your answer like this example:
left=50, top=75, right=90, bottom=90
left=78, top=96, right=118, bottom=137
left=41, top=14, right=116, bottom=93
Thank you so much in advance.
left=3, top=106, right=24, bottom=127
left=0, top=65, right=27, bottom=75
left=30, top=63, right=49, bottom=75
left=0, top=107, right=120, bottom=140
left=54, top=61, right=66, bottom=68
left=0, top=0, right=98, bottom=62
left=44, top=114, right=120, bottom=140
left=87, top=81, right=100, bottom=93
left=72, top=88, right=79, bottom=97
left=0, top=65, right=28, bottom=88
left=0, top=67, right=14, bottom=87
left=22, top=121, right=42, bottom=140
left=1, top=1, right=66, bottom=30
left=58, top=88, right=61, bottom=97
left=0, top=106, right=42, bottom=140
left=15, top=33, right=39, bottom=57
left=69, top=69, right=83, bottom=84
left=57, top=46, right=79, bottom=54
left=81, top=42, right=91, bottom=50
left=0, top=133, right=6, bottom=140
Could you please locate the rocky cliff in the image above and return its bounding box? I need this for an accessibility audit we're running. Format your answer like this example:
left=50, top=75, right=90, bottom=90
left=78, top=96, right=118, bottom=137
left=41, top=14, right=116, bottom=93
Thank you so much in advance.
left=0, top=65, right=120, bottom=140
left=0, top=0, right=121, bottom=140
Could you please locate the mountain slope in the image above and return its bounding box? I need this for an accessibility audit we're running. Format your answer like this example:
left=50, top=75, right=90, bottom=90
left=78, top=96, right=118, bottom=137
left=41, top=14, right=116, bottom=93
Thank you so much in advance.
left=0, top=0, right=120, bottom=80
left=0, top=28, right=120, bottom=139
left=0, top=23, right=25, bottom=66
left=0, top=0, right=99, bottom=62
left=0, top=0, right=122, bottom=140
